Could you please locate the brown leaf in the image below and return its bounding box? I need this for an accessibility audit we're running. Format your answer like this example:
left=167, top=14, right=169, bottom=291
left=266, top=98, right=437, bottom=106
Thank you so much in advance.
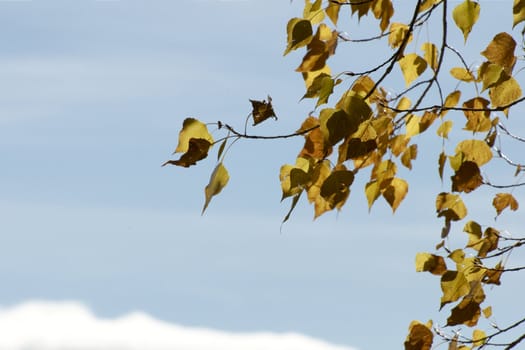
left=493, top=193, right=519, bottom=216
left=250, top=96, right=277, bottom=126
left=404, top=321, right=433, bottom=350
left=163, top=138, right=212, bottom=168
left=451, top=161, right=483, bottom=193
left=415, top=253, right=447, bottom=275
left=447, top=297, right=481, bottom=327
left=299, top=127, right=332, bottom=160
left=481, top=32, right=517, bottom=73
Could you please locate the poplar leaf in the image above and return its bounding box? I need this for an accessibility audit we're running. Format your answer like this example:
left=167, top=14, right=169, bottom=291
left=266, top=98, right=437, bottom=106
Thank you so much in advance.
left=421, top=42, right=439, bottom=71
left=452, top=0, right=480, bottom=42
left=163, top=138, right=212, bottom=168
left=415, top=252, right=447, bottom=275
left=401, top=144, right=418, bottom=169
left=404, top=321, right=434, bottom=350
left=437, top=121, right=453, bottom=139
left=472, top=330, right=487, bottom=347
left=438, top=152, right=447, bottom=180
left=478, top=62, right=505, bottom=91
left=442, top=90, right=461, bottom=117
left=450, top=67, right=475, bottom=82
left=303, top=65, right=331, bottom=89
left=284, top=18, right=313, bottom=55
left=455, top=139, right=493, bottom=167
left=482, top=306, right=492, bottom=318
left=436, top=192, right=467, bottom=221
left=382, top=177, right=408, bottom=212
left=388, top=23, right=411, bottom=49
left=489, top=76, right=522, bottom=113
left=325, top=2, right=341, bottom=25
left=451, top=161, right=483, bottom=193
left=174, top=118, right=214, bottom=154
left=365, top=180, right=381, bottom=210
left=399, top=53, right=428, bottom=87
left=493, top=193, right=519, bottom=215
left=250, top=96, right=277, bottom=126
left=282, top=192, right=302, bottom=224
left=372, top=0, right=394, bottom=33
left=462, top=98, right=491, bottom=132
left=514, top=0, right=525, bottom=28
left=481, top=32, right=517, bottom=73
left=303, top=0, right=324, bottom=24
left=440, top=270, right=470, bottom=307
left=446, top=296, right=481, bottom=326
left=202, top=162, right=230, bottom=214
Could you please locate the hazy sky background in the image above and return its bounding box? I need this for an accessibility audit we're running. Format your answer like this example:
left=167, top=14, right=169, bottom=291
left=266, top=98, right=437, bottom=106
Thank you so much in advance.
left=1, top=1, right=524, bottom=349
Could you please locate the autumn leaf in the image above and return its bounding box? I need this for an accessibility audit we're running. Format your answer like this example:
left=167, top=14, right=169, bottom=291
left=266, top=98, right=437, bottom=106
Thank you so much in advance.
left=451, top=161, right=483, bottom=193
left=280, top=157, right=311, bottom=200
left=163, top=138, right=212, bottom=168
left=302, top=73, right=335, bottom=107
left=202, top=162, right=230, bottom=214
left=388, top=22, right=411, bottom=49
left=382, top=177, right=408, bottom=212
left=174, top=118, right=214, bottom=154
left=514, top=0, right=525, bottom=28
left=452, top=0, right=480, bottom=42
left=319, top=168, right=355, bottom=210
left=399, top=53, right=428, bottom=86
left=481, top=32, right=517, bottom=73
left=401, top=144, right=418, bottom=169
left=442, top=90, right=461, bottom=117
left=415, top=252, right=447, bottom=275
left=472, top=329, right=487, bottom=347
left=421, top=42, right=438, bottom=71
left=455, top=139, right=493, bottom=167
left=440, top=270, right=470, bottom=308
left=478, top=62, right=505, bottom=91
left=284, top=18, right=313, bottom=55
left=250, top=96, right=277, bottom=126
left=325, top=2, right=340, bottom=25
left=372, top=0, right=394, bottom=33
left=450, top=67, right=475, bottom=82
left=446, top=296, right=481, bottom=326
left=436, top=192, right=467, bottom=221
left=404, top=321, right=433, bottom=350
left=438, top=152, right=447, bottom=180
left=493, top=193, right=519, bottom=216
left=489, top=75, right=522, bottom=113
left=462, top=98, right=491, bottom=132
left=437, top=121, right=453, bottom=139
left=303, top=0, right=324, bottom=24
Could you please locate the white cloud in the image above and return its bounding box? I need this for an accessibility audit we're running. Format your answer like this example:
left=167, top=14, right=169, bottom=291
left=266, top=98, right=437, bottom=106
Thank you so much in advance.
left=0, top=301, right=358, bottom=350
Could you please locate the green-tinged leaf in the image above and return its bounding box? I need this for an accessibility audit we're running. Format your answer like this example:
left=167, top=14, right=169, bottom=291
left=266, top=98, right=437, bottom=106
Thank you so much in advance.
left=440, top=270, right=470, bottom=308
left=478, top=62, right=505, bottom=91
left=320, top=109, right=358, bottom=146
left=174, top=118, right=214, bottom=154
left=493, top=193, right=519, bottom=216
left=451, top=161, right=483, bottom=193
left=296, top=25, right=336, bottom=73
left=399, top=53, right=428, bottom=86
left=382, top=177, right=409, bottom=212
left=284, top=18, right=313, bottom=55
left=339, top=138, right=377, bottom=162
left=462, top=98, right=491, bottom=132
left=401, top=144, right=418, bottom=169
left=450, top=67, right=475, bottom=82
left=421, top=42, right=439, bottom=71
left=415, top=252, right=447, bottom=275
left=163, top=138, right=212, bottom=168
left=217, top=138, right=227, bottom=161
left=455, top=139, right=493, bottom=167
left=437, top=121, right=453, bottom=139
left=388, top=22, right=411, bottom=49
left=303, top=65, right=331, bottom=89
left=320, top=168, right=355, bottom=209
left=336, top=91, right=373, bottom=122
left=202, top=162, right=230, bottom=214
left=280, top=157, right=311, bottom=200
left=452, top=0, right=480, bottom=42
left=481, top=32, right=517, bottom=73
left=514, top=0, right=525, bottom=28
left=302, top=74, right=335, bottom=107
left=439, top=152, right=447, bottom=180
left=250, top=96, right=277, bottom=126
left=404, top=320, right=434, bottom=350
left=436, top=192, right=467, bottom=221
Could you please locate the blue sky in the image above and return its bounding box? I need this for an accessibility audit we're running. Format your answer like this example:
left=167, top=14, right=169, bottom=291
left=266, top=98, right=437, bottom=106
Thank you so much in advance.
left=1, top=1, right=524, bottom=349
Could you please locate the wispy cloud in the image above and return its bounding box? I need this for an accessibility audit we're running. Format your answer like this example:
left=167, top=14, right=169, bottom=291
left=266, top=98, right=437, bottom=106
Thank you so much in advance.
left=0, top=301, right=358, bottom=350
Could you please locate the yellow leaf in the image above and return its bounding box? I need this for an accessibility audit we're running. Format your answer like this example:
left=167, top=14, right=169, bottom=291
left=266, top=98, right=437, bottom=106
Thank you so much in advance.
left=371, top=159, right=397, bottom=181
left=450, top=67, right=475, bottom=82
left=440, top=270, right=470, bottom=307
left=463, top=220, right=483, bottom=250
left=401, top=144, right=418, bottom=169
left=388, top=22, right=411, bottom=49
left=483, top=306, right=492, bottom=318
left=455, top=139, right=493, bottom=167
left=514, top=0, right=525, bottom=28
left=481, top=32, right=517, bottom=73
left=382, top=177, right=408, bottom=212
left=436, top=192, right=467, bottom=221
left=303, top=65, right=331, bottom=89
left=390, top=134, right=409, bottom=156
left=302, top=73, right=335, bottom=107
left=489, top=76, right=522, bottom=113
left=437, top=120, right=453, bottom=139
left=372, top=0, right=394, bottom=33
left=325, top=2, right=341, bottom=25
left=478, top=62, right=505, bottom=91
left=472, top=329, right=486, bottom=347
left=493, top=193, right=519, bottom=216
left=174, top=118, right=214, bottom=154
left=462, top=97, right=491, bottom=132
left=320, top=168, right=355, bottom=210
left=442, top=90, right=461, bottom=117
left=404, top=321, right=434, bottom=350
left=415, top=252, right=447, bottom=275
left=320, top=108, right=358, bottom=146
left=284, top=18, right=313, bottom=55
left=448, top=249, right=465, bottom=264
left=421, top=42, right=439, bottom=71
left=452, top=0, right=480, bottom=42
left=303, top=0, right=325, bottom=24
left=202, top=162, right=230, bottom=214
left=405, top=114, right=421, bottom=138
left=438, top=152, right=447, bottom=180
left=396, top=96, right=412, bottom=112
left=365, top=180, right=381, bottom=210
left=399, top=53, right=428, bottom=86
